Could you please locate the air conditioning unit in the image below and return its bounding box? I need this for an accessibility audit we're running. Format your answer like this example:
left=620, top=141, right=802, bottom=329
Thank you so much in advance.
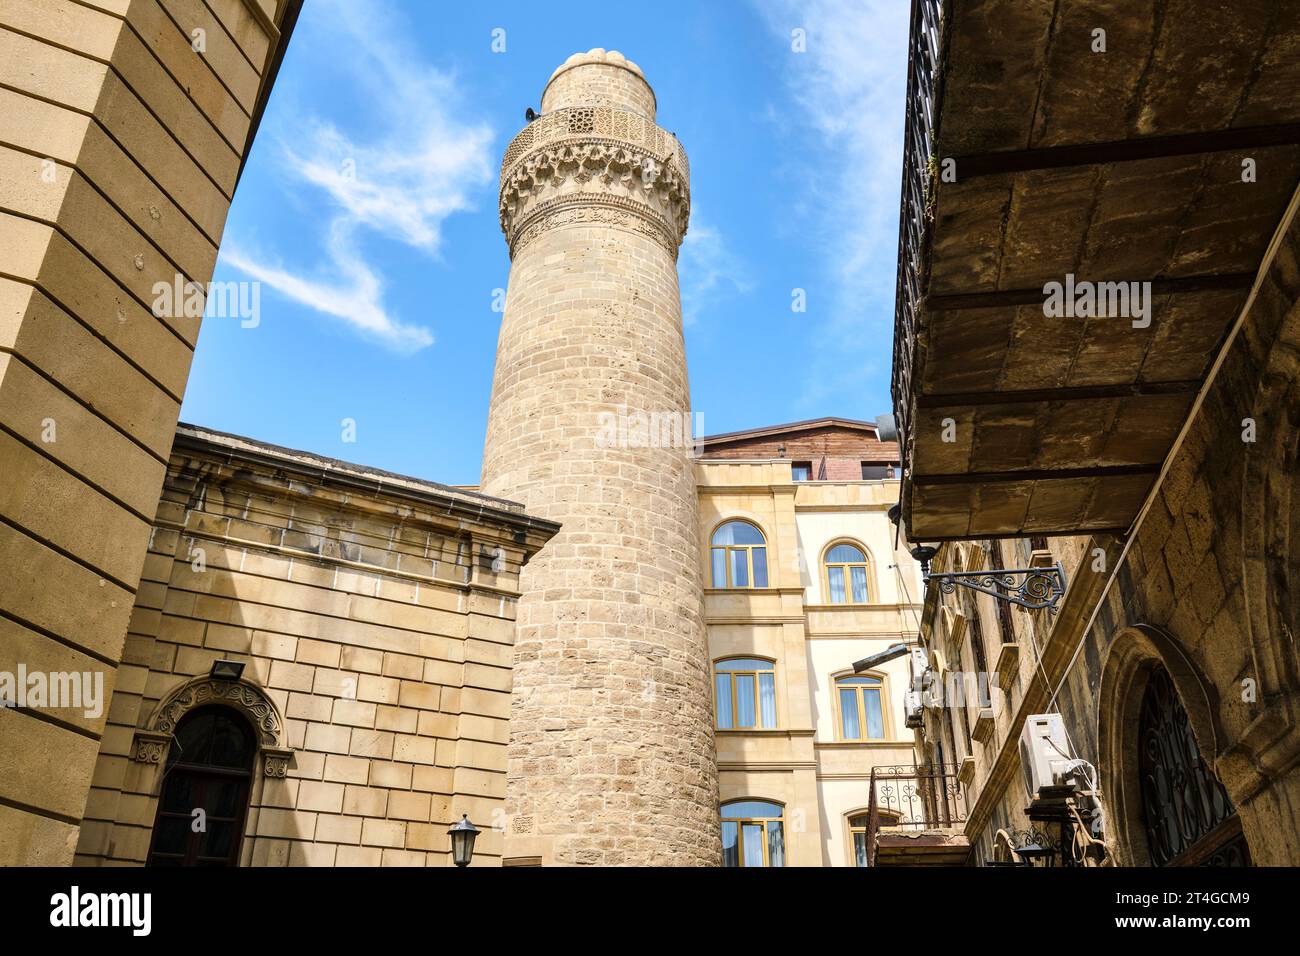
left=904, top=690, right=924, bottom=728
left=1019, top=713, right=1071, bottom=799
left=920, top=648, right=947, bottom=710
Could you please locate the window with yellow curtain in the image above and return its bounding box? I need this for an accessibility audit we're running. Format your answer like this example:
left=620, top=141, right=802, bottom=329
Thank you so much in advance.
left=721, top=800, right=785, bottom=867
left=714, top=658, right=777, bottom=729
left=836, top=674, right=886, bottom=739
left=824, top=542, right=871, bottom=603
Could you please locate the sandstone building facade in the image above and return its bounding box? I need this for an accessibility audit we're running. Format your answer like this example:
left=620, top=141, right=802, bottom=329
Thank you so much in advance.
left=71, top=426, right=556, bottom=866
left=697, top=419, right=926, bottom=866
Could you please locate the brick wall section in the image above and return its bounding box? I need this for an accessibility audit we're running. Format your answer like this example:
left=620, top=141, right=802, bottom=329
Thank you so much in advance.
left=481, top=52, right=719, bottom=866
left=0, top=0, right=292, bottom=864
left=71, top=427, right=556, bottom=867
left=700, top=423, right=900, bottom=464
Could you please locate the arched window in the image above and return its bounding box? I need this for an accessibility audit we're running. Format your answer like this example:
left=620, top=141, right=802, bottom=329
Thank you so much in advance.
left=710, top=520, right=768, bottom=588
left=824, top=541, right=872, bottom=603
left=714, top=658, right=777, bottom=729
left=1137, top=665, right=1250, bottom=866
left=721, top=800, right=785, bottom=867
left=848, top=813, right=872, bottom=866
left=847, top=811, right=898, bottom=866
left=835, top=674, right=886, bottom=740
left=147, top=706, right=255, bottom=867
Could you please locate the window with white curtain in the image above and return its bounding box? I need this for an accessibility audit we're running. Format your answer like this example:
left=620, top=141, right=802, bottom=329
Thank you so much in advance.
left=824, top=541, right=871, bottom=604
left=836, top=674, right=886, bottom=740
left=849, top=813, right=871, bottom=866
left=710, top=520, right=769, bottom=588
left=848, top=811, right=900, bottom=866
left=721, top=800, right=785, bottom=867
left=714, top=658, right=777, bottom=729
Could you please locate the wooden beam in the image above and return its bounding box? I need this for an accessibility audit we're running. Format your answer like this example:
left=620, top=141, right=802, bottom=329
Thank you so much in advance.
left=895, top=526, right=1130, bottom=544
left=950, top=124, right=1300, bottom=180
left=925, top=273, right=1253, bottom=312
left=911, top=463, right=1160, bottom=485
left=916, top=380, right=1200, bottom=407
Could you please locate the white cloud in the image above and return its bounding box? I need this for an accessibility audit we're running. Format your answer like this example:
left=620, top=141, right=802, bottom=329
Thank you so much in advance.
left=756, top=0, right=910, bottom=408
left=678, top=214, right=753, bottom=326
left=221, top=221, right=433, bottom=353
left=223, top=0, right=492, bottom=351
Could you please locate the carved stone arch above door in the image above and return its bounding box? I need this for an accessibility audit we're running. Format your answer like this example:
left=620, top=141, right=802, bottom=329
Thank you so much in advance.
left=132, top=676, right=294, bottom=778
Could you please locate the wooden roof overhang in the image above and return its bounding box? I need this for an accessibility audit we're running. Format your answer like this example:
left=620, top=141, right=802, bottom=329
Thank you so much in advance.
left=894, top=0, right=1300, bottom=540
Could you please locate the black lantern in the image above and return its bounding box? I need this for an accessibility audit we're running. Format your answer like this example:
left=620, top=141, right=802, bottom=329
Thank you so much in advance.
left=909, top=544, right=938, bottom=575
left=448, top=814, right=480, bottom=867
left=1013, top=841, right=1057, bottom=867
left=209, top=659, right=245, bottom=681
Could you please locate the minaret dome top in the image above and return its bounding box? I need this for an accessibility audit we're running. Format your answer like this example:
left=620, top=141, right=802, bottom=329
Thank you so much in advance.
left=541, top=48, right=657, bottom=121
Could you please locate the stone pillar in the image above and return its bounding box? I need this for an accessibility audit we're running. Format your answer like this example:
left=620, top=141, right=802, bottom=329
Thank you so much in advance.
left=481, top=49, right=719, bottom=865
left=0, top=0, right=296, bottom=864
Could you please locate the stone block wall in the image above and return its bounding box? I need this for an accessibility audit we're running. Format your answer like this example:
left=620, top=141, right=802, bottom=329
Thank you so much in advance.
left=0, top=0, right=297, bottom=864
left=71, top=425, right=556, bottom=866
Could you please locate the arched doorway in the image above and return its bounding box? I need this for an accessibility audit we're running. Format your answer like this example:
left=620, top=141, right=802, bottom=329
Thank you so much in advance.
left=146, top=706, right=256, bottom=867
left=1137, top=665, right=1250, bottom=866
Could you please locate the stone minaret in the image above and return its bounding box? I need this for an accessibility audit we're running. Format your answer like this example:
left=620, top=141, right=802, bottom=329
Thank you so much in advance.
left=481, top=49, right=719, bottom=866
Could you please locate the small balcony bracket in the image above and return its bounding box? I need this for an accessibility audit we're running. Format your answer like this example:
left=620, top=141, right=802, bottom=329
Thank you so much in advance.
left=924, top=563, right=1067, bottom=611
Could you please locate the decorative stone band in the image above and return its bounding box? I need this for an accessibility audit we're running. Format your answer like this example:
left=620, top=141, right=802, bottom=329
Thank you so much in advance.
left=499, top=138, right=690, bottom=259
left=130, top=732, right=294, bottom=779
left=501, top=105, right=688, bottom=185
left=507, top=192, right=683, bottom=260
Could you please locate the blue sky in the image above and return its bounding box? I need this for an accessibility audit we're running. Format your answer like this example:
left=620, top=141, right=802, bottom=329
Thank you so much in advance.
left=181, top=0, right=910, bottom=485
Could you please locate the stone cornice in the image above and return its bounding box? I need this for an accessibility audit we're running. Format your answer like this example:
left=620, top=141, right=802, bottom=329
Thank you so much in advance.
left=172, top=424, right=559, bottom=551
left=155, top=520, right=525, bottom=600
left=717, top=761, right=820, bottom=772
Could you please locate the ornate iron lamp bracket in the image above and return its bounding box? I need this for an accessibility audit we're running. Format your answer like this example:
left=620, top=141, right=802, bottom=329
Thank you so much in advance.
left=924, top=563, right=1067, bottom=611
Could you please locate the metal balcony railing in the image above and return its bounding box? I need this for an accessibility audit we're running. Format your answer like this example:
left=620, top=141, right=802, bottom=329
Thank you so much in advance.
left=862, top=762, right=967, bottom=867
left=890, top=0, right=945, bottom=473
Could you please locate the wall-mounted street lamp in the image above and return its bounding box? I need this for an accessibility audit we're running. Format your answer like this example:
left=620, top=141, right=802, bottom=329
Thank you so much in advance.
left=928, top=561, right=1067, bottom=611
left=909, top=544, right=938, bottom=575
left=987, top=827, right=1058, bottom=867
left=852, top=643, right=910, bottom=674
left=448, top=814, right=480, bottom=867
left=888, top=508, right=1067, bottom=612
